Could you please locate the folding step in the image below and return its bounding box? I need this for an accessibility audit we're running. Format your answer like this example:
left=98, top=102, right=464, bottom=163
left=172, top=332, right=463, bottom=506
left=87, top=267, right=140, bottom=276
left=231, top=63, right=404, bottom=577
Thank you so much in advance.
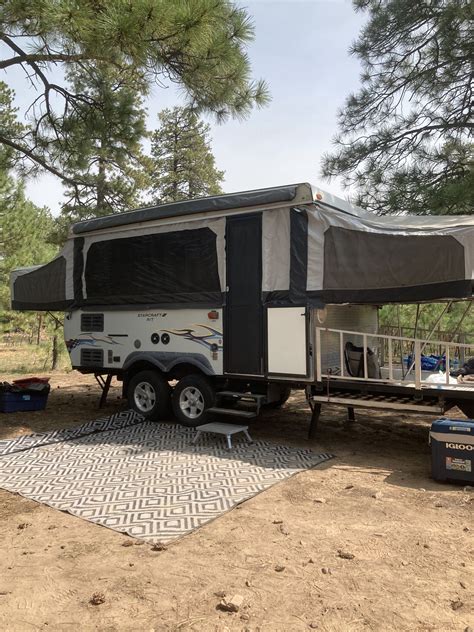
left=206, top=407, right=257, bottom=419
left=216, top=391, right=267, bottom=415
left=217, top=391, right=266, bottom=403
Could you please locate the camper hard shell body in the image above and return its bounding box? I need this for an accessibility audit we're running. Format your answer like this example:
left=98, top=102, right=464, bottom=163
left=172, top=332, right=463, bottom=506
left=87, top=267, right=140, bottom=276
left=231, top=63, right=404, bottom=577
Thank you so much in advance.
left=11, top=183, right=474, bottom=429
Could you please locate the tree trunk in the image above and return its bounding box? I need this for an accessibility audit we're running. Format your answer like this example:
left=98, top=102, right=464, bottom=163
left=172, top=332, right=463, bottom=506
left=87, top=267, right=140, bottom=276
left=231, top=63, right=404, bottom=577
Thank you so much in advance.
left=172, top=121, right=179, bottom=201
left=97, top=156, right=106, bottom=211
left=96, top=134, right=107, bottom=212
left=36, top=313, right=42, bottom=345
left=51, top=320, right=60, bottom=370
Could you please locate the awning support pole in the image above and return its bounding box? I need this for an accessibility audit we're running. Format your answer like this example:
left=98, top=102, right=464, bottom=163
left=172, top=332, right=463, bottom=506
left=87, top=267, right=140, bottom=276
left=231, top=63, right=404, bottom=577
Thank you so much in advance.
left=397, top=306, right=405, bottom=378
left=405, top=301, right=452, bottom=379
left=433, top=299, right=472, bottom=371
left=408, top=303, right=422, bottom=380
left=455, top=301, right=472, bottom=366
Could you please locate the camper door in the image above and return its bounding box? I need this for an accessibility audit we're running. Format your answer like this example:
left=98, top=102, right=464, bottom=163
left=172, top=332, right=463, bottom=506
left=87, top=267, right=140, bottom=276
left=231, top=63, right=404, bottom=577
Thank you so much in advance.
left=266, top=306, right=313, bottom=379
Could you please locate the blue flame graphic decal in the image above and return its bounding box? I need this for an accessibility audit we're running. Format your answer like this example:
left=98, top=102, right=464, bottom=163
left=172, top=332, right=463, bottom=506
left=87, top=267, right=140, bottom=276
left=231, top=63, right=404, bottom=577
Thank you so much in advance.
left=160, top=325, right=223, bottom=351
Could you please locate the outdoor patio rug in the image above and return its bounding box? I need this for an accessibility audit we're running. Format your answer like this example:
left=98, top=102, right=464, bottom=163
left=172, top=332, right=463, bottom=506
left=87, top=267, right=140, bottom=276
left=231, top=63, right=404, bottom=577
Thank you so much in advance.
left=0, top=412, right=332, bottom=543
left=0, top=410, right=145, bottom=457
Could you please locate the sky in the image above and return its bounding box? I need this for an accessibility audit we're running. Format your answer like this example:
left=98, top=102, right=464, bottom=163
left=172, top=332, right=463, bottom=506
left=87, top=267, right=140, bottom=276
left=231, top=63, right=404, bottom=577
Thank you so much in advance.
left=7, top=0, right=366, bottom=215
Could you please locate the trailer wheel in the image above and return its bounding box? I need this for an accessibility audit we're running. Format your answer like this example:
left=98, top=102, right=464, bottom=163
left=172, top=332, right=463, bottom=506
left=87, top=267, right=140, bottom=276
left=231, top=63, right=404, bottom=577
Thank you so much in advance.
left=127, top=370, right=170, bottom=421
left=172, top=374, right=215, bottom=427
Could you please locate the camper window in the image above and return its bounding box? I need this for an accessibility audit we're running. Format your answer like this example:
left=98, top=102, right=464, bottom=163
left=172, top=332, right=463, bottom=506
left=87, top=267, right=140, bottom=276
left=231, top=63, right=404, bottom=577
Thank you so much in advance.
left=84, top=228, right=221, bottom=305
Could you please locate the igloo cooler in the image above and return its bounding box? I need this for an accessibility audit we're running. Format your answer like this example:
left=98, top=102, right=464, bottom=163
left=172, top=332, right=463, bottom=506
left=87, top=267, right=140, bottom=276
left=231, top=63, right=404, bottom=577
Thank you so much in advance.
left=429, top=418, right=474, bottom=484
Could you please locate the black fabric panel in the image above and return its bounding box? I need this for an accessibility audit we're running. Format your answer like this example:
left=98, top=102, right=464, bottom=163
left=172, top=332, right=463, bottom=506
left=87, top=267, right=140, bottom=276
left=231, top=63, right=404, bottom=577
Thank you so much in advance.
left=290, top=208, right=308, bottom=302
left=225, top=214, right=263, bottom=375
left=84, top=228, right=221, bottom=306
left=73, top=237, right=84, bottom=304
left=73, top=185, right=299, bottom=234
left=81, top=292, right=223, bottom=307
left=262, top=290, right=325, bottom=308
left=12, top=257, right=67, bottom=311
left=74, top=298, right=224, bottom=311
left=307, top=279, right=472, bottom=304
left=323, top=227, right=466, bottom=290
left=262, top=290, right=291, bottom=305
left=11, top=299, right=73, bottom=311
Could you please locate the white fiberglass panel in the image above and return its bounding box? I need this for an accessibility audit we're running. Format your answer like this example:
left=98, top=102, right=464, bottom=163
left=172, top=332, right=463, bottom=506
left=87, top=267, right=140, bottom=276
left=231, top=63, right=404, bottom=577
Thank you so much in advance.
left=267, top=307, right=307, bottom=376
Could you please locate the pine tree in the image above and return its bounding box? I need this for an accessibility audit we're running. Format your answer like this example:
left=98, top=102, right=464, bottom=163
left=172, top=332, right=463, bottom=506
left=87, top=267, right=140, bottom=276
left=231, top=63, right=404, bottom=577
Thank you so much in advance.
left=0, top=172, right=67, bottom=368
left=322, top=0, right=473, bottom=215
left=0, top=80, right=24, bottom=159
left=0, top=0, right=269, bottom=184
left=55, top=65, right=150, bottom=241
left=0, top=176, right=57, bottom=314
left=149, top=108, right=225, bottom=203
left=0, top=81, right=41, bottom=313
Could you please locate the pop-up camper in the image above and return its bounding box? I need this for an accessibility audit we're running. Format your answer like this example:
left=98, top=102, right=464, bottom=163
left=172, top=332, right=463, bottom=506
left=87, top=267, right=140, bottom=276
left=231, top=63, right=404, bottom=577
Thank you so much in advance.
left=10, top=183, right=474, bottom=431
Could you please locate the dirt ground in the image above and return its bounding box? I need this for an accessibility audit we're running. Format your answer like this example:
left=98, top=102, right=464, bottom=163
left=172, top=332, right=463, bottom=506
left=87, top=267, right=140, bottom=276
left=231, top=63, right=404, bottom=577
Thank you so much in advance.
left=0, top=371, right=472, bottom=632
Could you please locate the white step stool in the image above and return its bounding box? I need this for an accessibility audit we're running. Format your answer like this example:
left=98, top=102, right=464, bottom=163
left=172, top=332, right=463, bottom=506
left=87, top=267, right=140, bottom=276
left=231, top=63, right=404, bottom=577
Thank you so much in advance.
left=192, top=422, right=253, bottom=450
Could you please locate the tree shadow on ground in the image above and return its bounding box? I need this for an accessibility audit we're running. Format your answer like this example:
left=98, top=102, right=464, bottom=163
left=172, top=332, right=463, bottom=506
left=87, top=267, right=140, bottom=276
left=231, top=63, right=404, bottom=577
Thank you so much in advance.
left=0, top=378, right=469, bottom=493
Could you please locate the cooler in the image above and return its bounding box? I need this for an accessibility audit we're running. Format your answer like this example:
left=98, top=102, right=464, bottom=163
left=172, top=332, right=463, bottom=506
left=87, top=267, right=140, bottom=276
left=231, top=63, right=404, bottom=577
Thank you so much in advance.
left=429, top=418, right=474, bottom=484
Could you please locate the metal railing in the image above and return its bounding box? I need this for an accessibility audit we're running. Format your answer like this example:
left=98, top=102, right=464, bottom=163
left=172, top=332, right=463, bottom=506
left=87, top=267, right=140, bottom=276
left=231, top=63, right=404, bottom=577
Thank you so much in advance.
left=315, top=326, right=474, bottom=390
left=379, top=326, right=473, bottom=364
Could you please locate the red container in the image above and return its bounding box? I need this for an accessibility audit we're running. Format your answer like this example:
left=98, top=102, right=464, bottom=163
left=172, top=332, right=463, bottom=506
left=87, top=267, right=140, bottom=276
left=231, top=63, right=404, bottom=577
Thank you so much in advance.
left=12, top=377, right=50, bottom=386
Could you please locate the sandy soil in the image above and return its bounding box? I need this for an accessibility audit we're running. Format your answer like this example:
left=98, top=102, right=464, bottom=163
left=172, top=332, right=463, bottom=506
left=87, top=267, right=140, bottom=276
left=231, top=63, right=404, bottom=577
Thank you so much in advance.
left=0, top=371, right=472, bottom=632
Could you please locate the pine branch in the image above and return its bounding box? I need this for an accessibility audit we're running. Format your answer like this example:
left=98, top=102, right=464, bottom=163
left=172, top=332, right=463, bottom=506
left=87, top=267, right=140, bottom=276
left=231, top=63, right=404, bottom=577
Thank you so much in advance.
left=0, top=52, right=93, bottom=70
left=0, top=132, right=82, bottom=190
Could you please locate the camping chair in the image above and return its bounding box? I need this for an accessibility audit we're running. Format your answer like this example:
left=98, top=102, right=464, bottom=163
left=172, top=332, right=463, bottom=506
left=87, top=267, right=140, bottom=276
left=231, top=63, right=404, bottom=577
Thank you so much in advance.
left=344, top=341, right=381, bottom=379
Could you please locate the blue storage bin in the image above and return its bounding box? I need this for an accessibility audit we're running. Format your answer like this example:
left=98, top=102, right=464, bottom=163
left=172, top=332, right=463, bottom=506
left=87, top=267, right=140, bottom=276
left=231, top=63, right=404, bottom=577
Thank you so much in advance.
left=430, top=418, right=474, bottom=484
left=0, top=391, right=49, bottom=413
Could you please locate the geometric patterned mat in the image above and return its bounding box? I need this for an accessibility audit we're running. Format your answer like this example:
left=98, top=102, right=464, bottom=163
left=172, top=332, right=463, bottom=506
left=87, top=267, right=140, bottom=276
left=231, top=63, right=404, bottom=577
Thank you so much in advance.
left=0, top=410, right=144, bottom=457
left=0, top=413, right=332, bottom=543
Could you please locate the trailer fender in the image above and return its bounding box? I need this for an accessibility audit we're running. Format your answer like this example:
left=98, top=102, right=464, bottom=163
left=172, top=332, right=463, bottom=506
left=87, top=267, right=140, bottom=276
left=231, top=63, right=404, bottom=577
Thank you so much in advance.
left=122, top=351, right=215, bottom=377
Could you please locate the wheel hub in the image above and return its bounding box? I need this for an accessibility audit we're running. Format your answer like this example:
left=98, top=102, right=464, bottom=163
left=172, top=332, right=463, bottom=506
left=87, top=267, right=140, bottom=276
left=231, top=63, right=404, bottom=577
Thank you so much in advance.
left=179, top=386, right=205, bottom=419
left=134, top=381, right=157, bottom=413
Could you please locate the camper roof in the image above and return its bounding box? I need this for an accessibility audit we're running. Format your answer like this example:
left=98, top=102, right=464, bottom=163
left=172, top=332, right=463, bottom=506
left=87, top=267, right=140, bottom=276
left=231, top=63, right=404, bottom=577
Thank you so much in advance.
left=71, top=182, right=367, bottom=235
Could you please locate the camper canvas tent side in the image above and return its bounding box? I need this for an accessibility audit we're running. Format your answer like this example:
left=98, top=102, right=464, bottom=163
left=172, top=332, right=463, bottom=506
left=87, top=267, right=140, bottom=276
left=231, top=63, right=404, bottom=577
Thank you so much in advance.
left=9, top=183, right=474, bottom=428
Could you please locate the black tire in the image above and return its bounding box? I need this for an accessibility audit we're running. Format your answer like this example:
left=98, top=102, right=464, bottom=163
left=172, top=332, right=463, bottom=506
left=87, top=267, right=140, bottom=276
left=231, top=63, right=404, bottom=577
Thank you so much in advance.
left=172, top=374, right=215, bottom=427
left=264, top=385, right=292, bottom=410
left=127, top=370, right=170, bottom=421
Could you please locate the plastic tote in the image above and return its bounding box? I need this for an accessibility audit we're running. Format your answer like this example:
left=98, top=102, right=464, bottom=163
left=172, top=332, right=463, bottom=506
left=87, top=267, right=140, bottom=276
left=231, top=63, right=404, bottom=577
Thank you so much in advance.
left=0, top=391, right=49, bottom=413
left=0, top=378, right=50, bottom=413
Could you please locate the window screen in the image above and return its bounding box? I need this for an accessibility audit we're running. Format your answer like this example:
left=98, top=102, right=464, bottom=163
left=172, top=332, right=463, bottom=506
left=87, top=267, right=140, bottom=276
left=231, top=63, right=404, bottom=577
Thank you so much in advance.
left=84, top=228, right=221, bottom=305
left=12, top=256, right=67, bottom=311
left=323, top=227, right=465, bottom=290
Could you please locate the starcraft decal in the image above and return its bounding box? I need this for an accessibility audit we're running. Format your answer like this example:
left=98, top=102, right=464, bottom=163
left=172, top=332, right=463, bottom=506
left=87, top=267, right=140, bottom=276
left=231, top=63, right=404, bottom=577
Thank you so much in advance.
left=160, top=325, right=223, bottom=351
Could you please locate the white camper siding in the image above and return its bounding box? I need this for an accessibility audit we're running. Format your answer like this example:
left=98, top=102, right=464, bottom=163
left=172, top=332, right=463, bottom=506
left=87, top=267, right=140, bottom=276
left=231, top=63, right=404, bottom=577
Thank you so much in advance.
left=317, top=305, right=379, bottom=373
left=64, top=308, right=224, bottom=375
